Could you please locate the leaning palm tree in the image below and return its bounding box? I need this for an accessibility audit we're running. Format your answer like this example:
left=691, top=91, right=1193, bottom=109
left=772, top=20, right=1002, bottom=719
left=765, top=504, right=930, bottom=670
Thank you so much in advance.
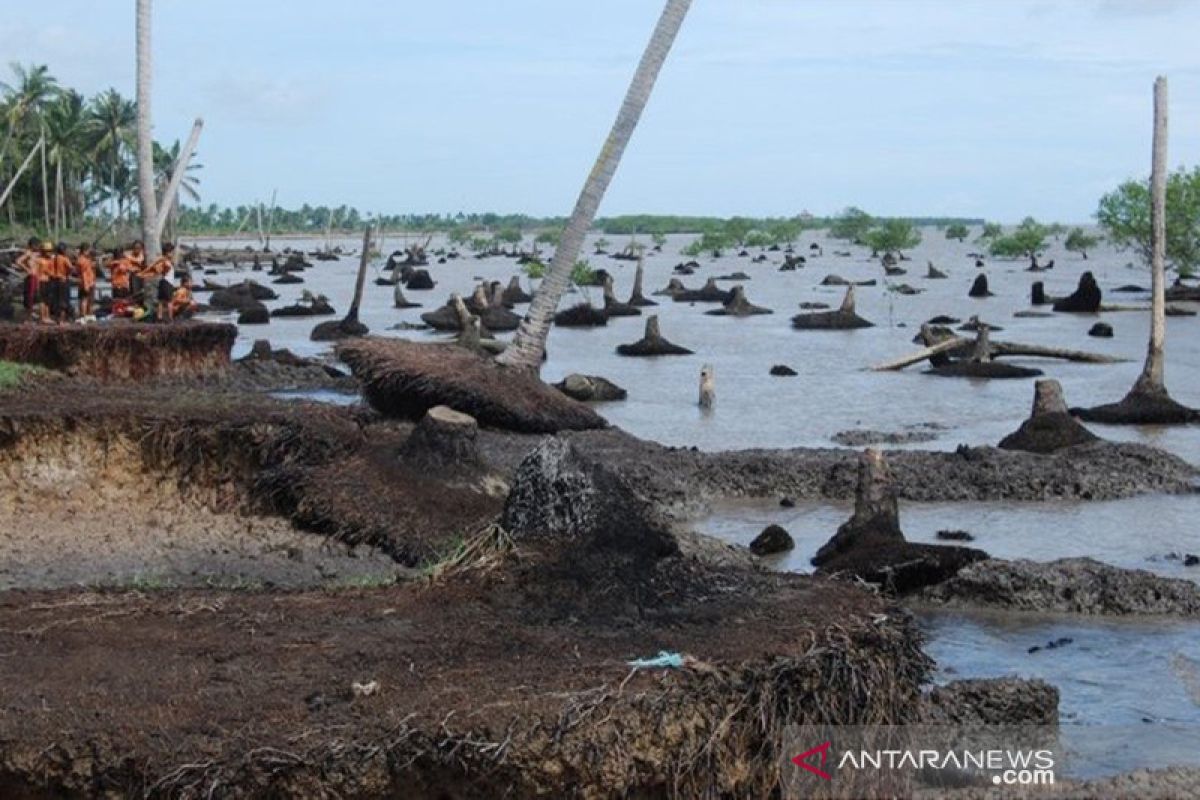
left=1076, top=76, right=1198, bottom=424
left=153, top=138, right=203, bottom=241
left=496, top=0, right=692, bottom=372
left=135, top=0, right=160, bottom=259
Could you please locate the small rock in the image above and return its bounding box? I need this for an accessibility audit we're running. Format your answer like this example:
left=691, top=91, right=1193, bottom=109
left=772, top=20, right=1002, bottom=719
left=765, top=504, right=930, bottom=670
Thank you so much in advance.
left=779, top=497, right=796, bottom=508
left=936, top=530, right=975, bottom=542
left=1089, top=322, right=1114, bottom=338
left=352, top=680, right=380, bottom=698
left=1186, top=554, right=1199, bottom=567
left=750, top=524, right=794, bottom=556
left=770, top=364, right=798, bottom=377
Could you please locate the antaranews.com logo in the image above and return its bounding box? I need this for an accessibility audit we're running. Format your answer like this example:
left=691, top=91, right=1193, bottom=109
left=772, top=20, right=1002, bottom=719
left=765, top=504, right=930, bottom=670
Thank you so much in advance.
left=784, top=725, right=1058, bottom=798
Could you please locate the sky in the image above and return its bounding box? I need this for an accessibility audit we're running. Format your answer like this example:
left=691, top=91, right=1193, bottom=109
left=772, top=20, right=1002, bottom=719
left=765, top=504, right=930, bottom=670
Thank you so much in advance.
left=3, top=0, right=1199, bottom=223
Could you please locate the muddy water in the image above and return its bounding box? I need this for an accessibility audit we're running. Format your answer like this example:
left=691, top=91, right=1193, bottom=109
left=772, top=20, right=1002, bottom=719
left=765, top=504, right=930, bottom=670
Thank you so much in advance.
left=189, top=228, right=1200, bottom=776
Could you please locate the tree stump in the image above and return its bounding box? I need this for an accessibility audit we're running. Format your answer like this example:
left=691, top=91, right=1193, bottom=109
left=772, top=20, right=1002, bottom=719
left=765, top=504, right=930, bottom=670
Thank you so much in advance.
left=394, top=282, right=421, bottom=309
left=926, top=261, right=948, bottom=279
left=705, top=285, right=772, bottom=316
left=969, top=274, right=993, bottom=298
left=1052, top=272, right=1101, bottom=313
left=813, top=449, right=902, bottom=566
left=602, top=275, right=640, bottom=317
left=628, top=258, right=656, bottom=306
left=502, top=275, right=532, bottom=306
left=400, top=405, right=482, bottom=470
left=791, top=286, right=874, bottom=329
left=1000, top=379, right=1100, bottom=453
left=616, top=315, right=694, bottom=356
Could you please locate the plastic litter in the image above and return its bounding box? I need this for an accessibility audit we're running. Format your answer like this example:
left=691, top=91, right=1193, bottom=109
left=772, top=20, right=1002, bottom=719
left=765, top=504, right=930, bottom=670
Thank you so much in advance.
left=626, top=651, right=685, bottom=669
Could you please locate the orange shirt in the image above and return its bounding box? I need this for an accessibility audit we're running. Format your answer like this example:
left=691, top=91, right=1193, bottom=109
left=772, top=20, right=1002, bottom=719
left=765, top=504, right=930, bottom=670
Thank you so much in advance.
left=52, top=254, right=72, bottom=281
left=171, top=285, right=194, bottom=310
left=142, top=255, right=172, bottom=279
left=110, top=260, right=132, bottom=291
left=36, top=256, right=55, bottom=281
left=77, top=255, right=97, bottom=290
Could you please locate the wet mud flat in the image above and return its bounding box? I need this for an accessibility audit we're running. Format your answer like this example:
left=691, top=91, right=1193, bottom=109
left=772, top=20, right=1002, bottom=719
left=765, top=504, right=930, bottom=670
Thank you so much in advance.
left=0, top=374, right=1196, bottom=796
left=0, top=384, right=931, bottom=796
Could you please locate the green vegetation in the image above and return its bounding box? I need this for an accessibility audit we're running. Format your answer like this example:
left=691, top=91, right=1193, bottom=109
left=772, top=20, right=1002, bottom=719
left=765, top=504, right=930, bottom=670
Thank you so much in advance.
left=570, top=260, right=596, bottom=286
left=864, top=218, right=922, bottom=257
left=977, top=222, right=1003, bottom=242
left=1064, top=227, right=1100, bottom=260
left=945, top=222, right=969, bottom=242
left=681, top=230, right=733, bottom=258
left=1097, top=166, right=1200, bottom=275
left=0, top=361, right=40, bottom=389
left=988, top=217, right=1048, bottom=258
left=522, top=260, right=546, bottom=279
left=829, top=207, right=874, bottom=243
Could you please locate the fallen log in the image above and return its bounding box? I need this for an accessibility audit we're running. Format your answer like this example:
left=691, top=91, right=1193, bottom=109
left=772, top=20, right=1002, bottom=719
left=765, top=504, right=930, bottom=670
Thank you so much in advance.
left=872, top=335, right=1128, bottom=371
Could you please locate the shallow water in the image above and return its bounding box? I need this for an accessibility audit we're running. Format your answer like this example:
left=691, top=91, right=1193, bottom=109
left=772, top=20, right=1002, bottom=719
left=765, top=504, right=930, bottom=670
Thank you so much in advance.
left=191, top=228, right=1200, bottom=464
left=269, top=388, right=361, bottom=406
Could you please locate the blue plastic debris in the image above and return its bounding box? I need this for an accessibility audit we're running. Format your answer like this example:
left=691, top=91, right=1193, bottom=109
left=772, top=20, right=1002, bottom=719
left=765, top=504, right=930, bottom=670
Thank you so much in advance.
left=626, top=651, right=685, bottom=669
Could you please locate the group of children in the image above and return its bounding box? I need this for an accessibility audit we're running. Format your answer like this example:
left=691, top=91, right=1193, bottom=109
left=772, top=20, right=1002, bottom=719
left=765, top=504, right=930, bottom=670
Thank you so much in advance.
left=12, top=238, right=196, bottom=324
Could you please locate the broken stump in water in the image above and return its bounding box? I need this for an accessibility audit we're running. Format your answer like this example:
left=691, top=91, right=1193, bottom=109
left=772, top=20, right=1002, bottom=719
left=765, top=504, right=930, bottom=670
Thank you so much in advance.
left=812, top=449, right=989, bottom=594
left=791, top=286, right=874, bottom=329
left=652, top=278, right=690, bottom=298
left=705, top=285, right=773, bottom=316
left=968, top=274, right=993, bottom=298
left=399, top=405, right=483, bottom=471
left=925, top=325, right=1043, bottom=379
left=1031, top=282, right=1052, bottom=306
left=628, top=258, right=656, bottom=306
left=501, top=275, right=533, bottom=306
left=999, top=379, right=1100, bottom=454
left=926, top=262, right=948, bottom=279
left=1074, top=385, right=1200, bottom=425
left=1052, top=272, right=1102, bottom=313
left=555, top=302, right=609, bottom=327
left=672, top=277, right=732, bottom=304
left=616, top=315, right=694, bottom=356
left=602, top=275, right=640, bottom=317
left=393, top=282, right=421, bottom=309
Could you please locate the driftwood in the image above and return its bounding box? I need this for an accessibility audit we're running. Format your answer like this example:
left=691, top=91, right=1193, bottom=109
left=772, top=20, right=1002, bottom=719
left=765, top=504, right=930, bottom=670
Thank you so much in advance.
left=873, top=328, right=1128, bottom=372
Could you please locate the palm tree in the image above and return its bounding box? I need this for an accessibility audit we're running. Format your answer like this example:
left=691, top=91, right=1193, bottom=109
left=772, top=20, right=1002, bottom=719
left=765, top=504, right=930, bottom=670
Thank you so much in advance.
left=44, top=90, right=87, bottom=235
left=86, top=89, right=136, bottom=220
left=135, top=0, right=160, bottom=259
left=0, top=63, right=60, bottom=170
left=495, top=0, right=693, bottom=372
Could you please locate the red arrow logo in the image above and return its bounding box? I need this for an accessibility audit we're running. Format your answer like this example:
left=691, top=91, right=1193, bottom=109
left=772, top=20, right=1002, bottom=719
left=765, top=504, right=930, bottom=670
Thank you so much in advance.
left=791, top=741, right=833, bottom=780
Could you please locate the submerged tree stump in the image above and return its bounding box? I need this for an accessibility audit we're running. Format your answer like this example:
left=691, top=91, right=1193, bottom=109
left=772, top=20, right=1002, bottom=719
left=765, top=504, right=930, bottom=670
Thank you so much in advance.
left=554, top=302, right=609, bottom=327
left=926, top=262, right=948, bottom=279
left=602, top=275, right=640, bottom=317
left=616, top=315, right=693, bottom=356
left=705, top=285, right=772, bottom=316
left=968, top=274, right=993, bottom=298
left=502, top=275, right=533, bottom=306
left=999, top=379, right=1100, bottom=453
left=791, top=286, right=874, bottom=329
left=1052, top=272, right=1102, bottom=313
left=811, top=449, right=989, bottom=594
left=627, top=258, right=656, bottom=306
left=672, top=277, right=731, bottom=304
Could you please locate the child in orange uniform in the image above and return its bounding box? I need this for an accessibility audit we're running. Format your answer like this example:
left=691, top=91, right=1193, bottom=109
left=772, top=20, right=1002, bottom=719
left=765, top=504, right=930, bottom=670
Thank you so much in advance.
left=35, top=242, right=55, bottom=323
left=76, top=243, right=98, bottom=321
left=170, top=274, right=197, bottom=319
left=140, top=242, right=175, bottom=321
left=51, top=243, right=73, bottom=322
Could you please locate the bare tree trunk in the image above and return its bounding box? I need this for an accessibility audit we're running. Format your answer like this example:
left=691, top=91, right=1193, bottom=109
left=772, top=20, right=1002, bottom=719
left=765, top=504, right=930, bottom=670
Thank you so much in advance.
left=1133, top=76, right=1169, bottom=396
left=346, top=224, right=373, bottom=323
left=496, top=0, right=692, bottom=373
left=153, top=117, right=204, bottom=240
left=39, top=125, right=51, bottom=233
left=136, top=0, right=161, bottom=260
left=264, top=189, right=277, bottom=251
left=0, top=137, right=43, bottom=210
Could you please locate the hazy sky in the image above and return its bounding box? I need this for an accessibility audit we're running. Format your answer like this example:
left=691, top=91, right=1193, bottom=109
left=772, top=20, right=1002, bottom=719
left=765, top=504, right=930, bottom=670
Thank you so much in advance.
left=4, top=0, right=1198, bottom=222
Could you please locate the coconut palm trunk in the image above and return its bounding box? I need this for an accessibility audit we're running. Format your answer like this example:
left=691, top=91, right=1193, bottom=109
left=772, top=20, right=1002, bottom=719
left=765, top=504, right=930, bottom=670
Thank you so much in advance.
left=153, top=118, right=204, bottom=241
left=136, top=0, right=161, bottom=260
left=1133, top=76, right=1169, bottom=396
left=495, top=0, right=692, bottom=372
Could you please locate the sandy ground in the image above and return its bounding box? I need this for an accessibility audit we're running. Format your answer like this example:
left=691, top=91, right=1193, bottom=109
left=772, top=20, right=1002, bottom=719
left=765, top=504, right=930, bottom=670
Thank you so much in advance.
left=0, top=432, right=408, bottom=590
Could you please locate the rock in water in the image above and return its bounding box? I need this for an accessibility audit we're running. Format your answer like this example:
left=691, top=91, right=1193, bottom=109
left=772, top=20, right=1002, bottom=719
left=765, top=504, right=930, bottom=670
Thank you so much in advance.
left=1052, top=271, right=1102, bottom=313
left=750, top=524, right=794, bottom=556
left=553, top=374, right=628, bottom=402
left=405, top=269, right=436, bottom=290
left=554, top=303, right=609, bottom=327
left=770, top=364, right=798, bottom=376
left=1089, top=322, right=1114, bottom=338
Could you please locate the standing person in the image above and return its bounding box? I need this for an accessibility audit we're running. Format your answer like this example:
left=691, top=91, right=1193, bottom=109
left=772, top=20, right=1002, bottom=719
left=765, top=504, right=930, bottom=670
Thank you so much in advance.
left=35, top=242, right=55, bottom=324
left=140, top=242, right=175, bottom=322
left=52, top=243, right=73, bottom=323
left=76, top=243, right=98, bottom=321
left=126, top=240, right=146, bottom=304
left=14, top=237, right=40, bottom=317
